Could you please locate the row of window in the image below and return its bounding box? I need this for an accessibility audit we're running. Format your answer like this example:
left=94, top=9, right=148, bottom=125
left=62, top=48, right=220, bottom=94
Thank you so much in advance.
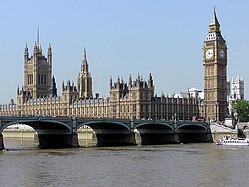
left=27, top=74, right=47, bottom=85
left=27, top=74, right=33, bottom=85
left=38, top=74, right=47, bottom=85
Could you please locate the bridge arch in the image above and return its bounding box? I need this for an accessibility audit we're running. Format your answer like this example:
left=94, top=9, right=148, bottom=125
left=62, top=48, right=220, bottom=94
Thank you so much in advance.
left=1, top=123, right=36, bottom=149
left=0, top=118, right=73, bottom=149
left=1, top=119, right=72, bottom=134
left=135, top=121, right=177, bottom=145
left=135, top=122, right=174, bottom=132
left=177, top=123, right=208, bottom=133
left=176, top=122, right=212, bottom=143
left=76, top=119, right=134, bottom=146
left=77, top=120, right=130, bottom=133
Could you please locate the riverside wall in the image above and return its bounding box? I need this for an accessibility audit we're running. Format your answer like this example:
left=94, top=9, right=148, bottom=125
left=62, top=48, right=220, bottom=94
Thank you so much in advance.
left=210, top=123, right=249, bottom=141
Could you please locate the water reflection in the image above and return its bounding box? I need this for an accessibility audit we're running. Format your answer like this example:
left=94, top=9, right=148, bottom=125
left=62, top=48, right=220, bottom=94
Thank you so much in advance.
left=3, top=132, right=97, bottom=150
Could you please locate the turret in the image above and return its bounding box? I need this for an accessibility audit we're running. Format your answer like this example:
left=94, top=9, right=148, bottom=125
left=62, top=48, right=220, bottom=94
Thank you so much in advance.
left=33, top=41, right=38, bottom=54
left=128, top=74, right=132, bottom=88
left=67, top=80, right=71, bottom=87
left=148, top=73, right=153, bottom=88
left=62, top=81, right=65, bottom=91
left=47, top=43, right=52, bottom=65
left=39, top=45, right=42, bottom=53
left=24, top=43, right=29, bottom=62
left=50, top=76, right=57, bottom=97
left=136, top=73, right=141, bottom=87
left=110, top=76, right=113, bottom=89
left=17, top=86, right=20, bottom=95
left=117, top=76, right=120, bottom=85
left=82, top=48, right=88, bottom=73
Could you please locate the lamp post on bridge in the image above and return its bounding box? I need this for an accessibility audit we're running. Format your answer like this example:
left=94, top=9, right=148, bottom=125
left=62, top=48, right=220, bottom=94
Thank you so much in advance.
left=174, top=113, right=177, bottom=123
left=72, top=116, right=80, bottom=148
left=130, top=110, right=134, bottom=132
left=174, top=113, right=177, bottom=129
left=215, top=102, right=219, bottom=122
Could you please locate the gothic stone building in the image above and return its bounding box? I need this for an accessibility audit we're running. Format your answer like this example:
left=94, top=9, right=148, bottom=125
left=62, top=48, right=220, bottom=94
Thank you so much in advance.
left=0, top=10, right=230, bottom=120
left=0, top=42, right=198, bottom=120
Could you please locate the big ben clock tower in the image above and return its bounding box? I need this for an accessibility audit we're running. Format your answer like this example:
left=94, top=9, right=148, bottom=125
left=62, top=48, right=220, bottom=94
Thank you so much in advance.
left=203, top=8, right=228, bottom=122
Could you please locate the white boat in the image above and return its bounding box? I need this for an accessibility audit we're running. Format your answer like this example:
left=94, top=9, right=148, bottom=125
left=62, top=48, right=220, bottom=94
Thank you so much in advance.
left=216, top=135, right=249, bottom=146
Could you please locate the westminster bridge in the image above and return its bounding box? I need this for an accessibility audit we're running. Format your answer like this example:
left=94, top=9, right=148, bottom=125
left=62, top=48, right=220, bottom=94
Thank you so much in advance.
left=0, top=116, right=213, bottom=150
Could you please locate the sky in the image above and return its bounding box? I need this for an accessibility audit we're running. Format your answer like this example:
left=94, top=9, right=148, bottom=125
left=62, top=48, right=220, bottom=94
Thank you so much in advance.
left=1, top=0, right=249, bottom=104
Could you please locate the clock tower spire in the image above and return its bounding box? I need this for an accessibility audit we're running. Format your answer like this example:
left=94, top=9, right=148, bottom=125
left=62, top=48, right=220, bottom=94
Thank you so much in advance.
left=203, top=8, right=228, bottom=122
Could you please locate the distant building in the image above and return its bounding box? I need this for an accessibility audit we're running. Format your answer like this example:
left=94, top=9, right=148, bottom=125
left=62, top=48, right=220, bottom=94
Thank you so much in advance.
left=231, top=76, right=244, bottom=100
left=227, top=75, right=245, bottom=114
left=172, top=88, right=203, bottom=100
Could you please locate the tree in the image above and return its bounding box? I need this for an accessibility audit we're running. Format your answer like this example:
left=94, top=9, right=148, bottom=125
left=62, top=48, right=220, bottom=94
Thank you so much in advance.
left=231, top=99, right=249, bottom=122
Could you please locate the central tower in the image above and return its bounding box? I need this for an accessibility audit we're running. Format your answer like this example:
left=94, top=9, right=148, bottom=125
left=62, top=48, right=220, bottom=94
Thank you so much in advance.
left=23, top=42, right=52, bottom=99
left=77, top=48, right=93, bottom=99
left=203, top=8, right=228, bottom=121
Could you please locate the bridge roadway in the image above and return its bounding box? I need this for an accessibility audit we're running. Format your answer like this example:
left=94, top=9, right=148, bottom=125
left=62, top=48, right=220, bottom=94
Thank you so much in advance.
left=0, top=116, right=213, bottom=150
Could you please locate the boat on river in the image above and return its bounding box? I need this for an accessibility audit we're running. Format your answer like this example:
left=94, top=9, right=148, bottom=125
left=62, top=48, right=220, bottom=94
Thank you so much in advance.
left=216, top=135, right=249, bottom=146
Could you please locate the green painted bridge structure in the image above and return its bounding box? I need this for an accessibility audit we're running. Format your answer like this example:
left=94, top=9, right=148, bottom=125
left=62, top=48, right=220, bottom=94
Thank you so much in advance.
left=0, top=116, right=213, bottom=150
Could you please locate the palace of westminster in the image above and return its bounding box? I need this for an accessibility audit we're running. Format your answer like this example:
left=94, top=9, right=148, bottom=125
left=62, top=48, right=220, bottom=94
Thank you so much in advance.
left=0, top=9, right=244, bottom=122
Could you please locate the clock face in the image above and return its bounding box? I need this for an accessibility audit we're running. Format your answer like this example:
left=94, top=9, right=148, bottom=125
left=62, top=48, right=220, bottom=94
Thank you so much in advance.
left=206, top=49, right=213, bottom=59
left=219, top=49, right=225, bottom=58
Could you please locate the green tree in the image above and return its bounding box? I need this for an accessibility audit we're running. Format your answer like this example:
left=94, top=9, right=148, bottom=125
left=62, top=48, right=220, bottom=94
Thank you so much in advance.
left=231, top=99, right=249, bottom=122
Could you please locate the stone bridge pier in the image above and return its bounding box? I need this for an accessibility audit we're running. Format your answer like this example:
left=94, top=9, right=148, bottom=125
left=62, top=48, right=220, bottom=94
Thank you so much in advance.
left=0, top=133, right=4, bottom=150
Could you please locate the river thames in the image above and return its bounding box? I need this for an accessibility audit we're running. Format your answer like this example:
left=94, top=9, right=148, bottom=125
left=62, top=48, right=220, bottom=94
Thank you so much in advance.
left=1, top=138, right=249, bottom=187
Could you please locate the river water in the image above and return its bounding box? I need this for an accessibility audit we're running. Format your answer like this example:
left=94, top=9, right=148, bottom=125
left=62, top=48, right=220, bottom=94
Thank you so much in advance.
left=1, top=138, right=249, bottom=187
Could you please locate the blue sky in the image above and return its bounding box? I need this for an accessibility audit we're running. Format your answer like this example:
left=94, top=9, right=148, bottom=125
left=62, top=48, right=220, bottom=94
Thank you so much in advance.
left=1, top=0, right=249, bottom=103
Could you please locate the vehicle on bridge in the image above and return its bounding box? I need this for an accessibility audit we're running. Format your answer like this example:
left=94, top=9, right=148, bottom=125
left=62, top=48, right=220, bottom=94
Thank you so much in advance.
left=192, top=116, right=205, bottom=122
